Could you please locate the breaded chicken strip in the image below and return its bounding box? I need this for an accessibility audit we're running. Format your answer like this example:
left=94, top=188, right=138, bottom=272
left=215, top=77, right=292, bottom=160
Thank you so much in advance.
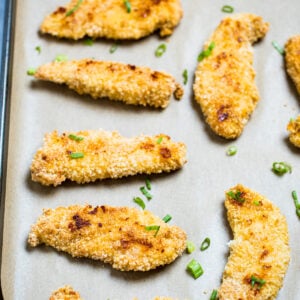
left=31, top=130, right=187, bottom=186
left=40, top=0, right=183, bottom=40
left=285, top=35, right=300, bottom=95
left=193, top=14, right=269, bottom=139
left=50, top=286, right=82, bottom=300
left=219, top=185, right=290, bottom=300
left=28, top=205, right=187, bottom=271
left=34, top=59, right=183, bottom=108
left=287, top=115, right=300, bottom=148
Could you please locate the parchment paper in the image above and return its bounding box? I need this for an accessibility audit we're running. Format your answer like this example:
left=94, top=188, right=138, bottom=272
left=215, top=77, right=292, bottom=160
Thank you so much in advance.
left=1, top=1, right=300, bottom=299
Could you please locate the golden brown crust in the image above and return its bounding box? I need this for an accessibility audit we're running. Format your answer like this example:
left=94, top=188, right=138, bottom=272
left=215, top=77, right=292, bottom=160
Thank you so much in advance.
left=285, top=35, right=300, bottom=95
left=40, top=0, right=183, bottom=40
left=219, top=184, right=290, bottom=300
left=28, top=205, right=187, bottom=271
left=287, top=115, right=300, bottom=147
left=193, top=14, right=269, bottom=139
left=49, top=286, right=82, bottom=300
left=30, top=130, right=187, bottom=186
left=34, top=59, right=183, bottom=108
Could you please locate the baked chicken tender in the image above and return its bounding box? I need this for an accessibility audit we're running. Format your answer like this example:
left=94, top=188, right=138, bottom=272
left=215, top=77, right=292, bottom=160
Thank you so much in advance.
left=219, top=185, right=290, bottom=300
left=50, top=286, right=82, bottom=300
left=193, top=14, right=269, bottom=139
left=28, top=205, right=187, bottom=271
left=34, top=59, right=183, bottom=108
left=40, top=0, right=183, bottom=40
left=31, top=130, right=187, bottom=186
left=285, top=35, right=300, bottom=95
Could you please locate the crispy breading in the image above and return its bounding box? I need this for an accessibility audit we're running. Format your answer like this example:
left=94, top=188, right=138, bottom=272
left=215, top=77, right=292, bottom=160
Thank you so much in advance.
left=218, top=184, right=290, bottom=300
left=285, top=35, right=300, bottom=95
left=193, top=14, right=269, bottom=139
left=287, top=115, right=300, bottom=147
left=28, top=205, right=187, bottom=271
left=50, top=286, right=82, bottom=300
left=30, top=130, right=187, bottom=186
left=40, top=0, right=183, bottom=40
left=34, top=59, right=183, bottom=108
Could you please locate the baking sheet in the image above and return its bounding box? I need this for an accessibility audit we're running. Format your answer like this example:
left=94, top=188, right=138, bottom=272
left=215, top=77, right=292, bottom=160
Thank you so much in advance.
left=1, top=0, right=300, bottom=299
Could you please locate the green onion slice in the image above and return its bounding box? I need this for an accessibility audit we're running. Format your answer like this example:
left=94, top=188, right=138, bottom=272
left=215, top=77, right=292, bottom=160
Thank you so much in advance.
left=222, top=5, right=234, bottom=13
left=272, top=162, right=292, bottom=175
left=162, top=214, right=172, bottom=223
left=133, top=197, right=145, bottom=210
left=200, top=237, right=210, bottom=251
left=182, top=69, right=188, bottom=85
left=226, top=145, right=237, bottom=156
left=140, top=186, right=153, bottom=200
left=27, top=68, right=36, bottom=76
left=83, top=38, right=94, bottom=46
left=198, top=42, right=215, bottom=62
left=35, top=46, right=41, bottom=54
left=186, top=241, right=195, bottom=254
left=70, top=152, right=84, bottom=159
left=68, top=134, right=84, bottom=142
left=272, top=41, right=285, bottom=55
left=250, top=275, right=266, bottom=289
left=209, top=289, right=218, bottom=300
left=66, top=0, right=83, bottom=16
left=186, top=259, right=204, bottom=279
left=156, top=137, right=163, bottom=144
left=155, top=43, right=167, bottom=57
left=227, top=190, right=245, bottom=203
left=145, top=225, right=160, bottom=236
left=109, top=43, right=118, bottom=54
left=292, top=190, right=300, bottom=218
left=54, top=54, right=68, bottom=62
left=124, top=0, right=131, bottom=13
left=145, top=178, right=151, bottom=190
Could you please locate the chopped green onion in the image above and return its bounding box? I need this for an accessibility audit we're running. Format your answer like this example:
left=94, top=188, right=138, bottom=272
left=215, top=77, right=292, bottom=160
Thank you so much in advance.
left=222, top=5, right=234, bottom=13
left=68, top=134, right=84, bottom=142
left=226, top=145, right=237, bottom=156
left=145, top=178, right=151, bottom=190
left=140, top=186, right=153, bottom=200
left=66, top=0, right=83, bottom=16
left=155, top=43, right=167, bottom=57
left=250, top=275, right=266, bottom=289
left=162, top=214, right=172, bottom=223
left=83, top=38, right=94, bottom=46
left=272, top=41, right=285, bottom=55
left=186, top=259, right=204, bottom=279
left=124, top=0, right=131, bottom=13
left=35, top=46, right=41, bottom=54
left=200, top=237, right=210, bottom=251
left=109, top=43, right=118, bottom=54
left=70, top=152, right=84, bottom=159
left=198, top=42, right=215, bottom=62
left=253, top=200, right=261, bottom=206
left=182, top=69, right=188, bottom=85
left=156, top=137, right=163, bottom=144
left=272, top=162, right=292, bottom=175
left=291, top=190, right=300, bottom=218
left=133, top=197, right=145, bottom=210
left=54, top=54, right=68, bottom=62
left=145, top=225, right=160, bottom=237
left=186, top=241, right=195, bottom=254
left=227, top=190, right=245, bottom=203
left=27, top=68, right=36, bottom=76
left=210, top=289, right=218, bottom=300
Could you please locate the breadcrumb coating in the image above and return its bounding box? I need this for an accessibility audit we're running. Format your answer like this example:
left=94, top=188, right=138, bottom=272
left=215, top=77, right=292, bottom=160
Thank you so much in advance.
left=30, top=130, right=187, bottom=186
left=40, top=0, right=183, bottom=40
left=285, top=35, right=300, bottom=95
left=287, top=115, right=300, bottom=147
left=49, top=286, right=82, bottom=300
left=193, top=14, right=269, bottom=139
left=28, top=205, right=187, bottom=271
left=218, top=185, right=290, bottom=300
left=34, top=59, right=183, bottom=108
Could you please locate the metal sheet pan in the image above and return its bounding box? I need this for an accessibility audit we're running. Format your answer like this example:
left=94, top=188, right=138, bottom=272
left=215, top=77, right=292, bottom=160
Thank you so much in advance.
left=1, top=1, right=300, bottom=299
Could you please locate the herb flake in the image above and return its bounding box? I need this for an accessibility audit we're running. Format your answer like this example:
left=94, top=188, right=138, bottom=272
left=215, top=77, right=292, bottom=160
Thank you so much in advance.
left=198, top=42, right=215, bottom=62
left=155, top=43, right=167, bottom=57
left=66, top=0, right=83, bottom=16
